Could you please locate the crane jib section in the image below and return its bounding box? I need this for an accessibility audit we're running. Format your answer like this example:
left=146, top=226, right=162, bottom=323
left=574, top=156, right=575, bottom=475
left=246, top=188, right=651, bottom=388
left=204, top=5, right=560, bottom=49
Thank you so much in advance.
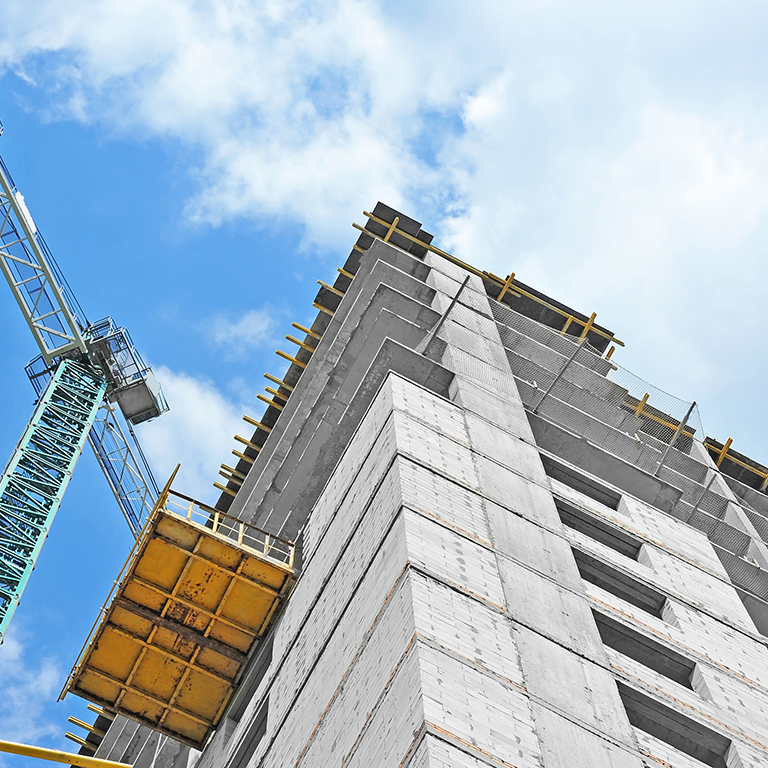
left=0, top=158, right=86, bottom=365
left=0, top=359, right=106, bottom=641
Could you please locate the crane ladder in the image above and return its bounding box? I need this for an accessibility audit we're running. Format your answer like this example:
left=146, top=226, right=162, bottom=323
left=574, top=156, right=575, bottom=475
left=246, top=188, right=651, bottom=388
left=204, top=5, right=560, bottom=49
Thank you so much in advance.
left=0, top=359, right=105, bottom=640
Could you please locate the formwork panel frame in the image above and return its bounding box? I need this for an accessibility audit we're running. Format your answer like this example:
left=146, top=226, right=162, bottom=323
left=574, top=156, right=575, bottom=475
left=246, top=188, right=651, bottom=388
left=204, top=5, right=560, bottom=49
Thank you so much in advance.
left=62, top=480, right=295, bottom=749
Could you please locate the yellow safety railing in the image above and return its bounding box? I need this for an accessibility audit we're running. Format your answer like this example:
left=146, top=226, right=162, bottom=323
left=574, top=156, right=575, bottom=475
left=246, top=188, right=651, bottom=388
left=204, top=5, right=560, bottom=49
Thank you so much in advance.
left=0, top=739, right=129, bottom=768
left=705, top=438, right=768, bottom=491
left=164, top=488, right=294, bottom=567
left=354, top=210, right=625, bottom=350
left=626, top=394, right=697, bottom=441
left=62, top=468, right=295, bottom=703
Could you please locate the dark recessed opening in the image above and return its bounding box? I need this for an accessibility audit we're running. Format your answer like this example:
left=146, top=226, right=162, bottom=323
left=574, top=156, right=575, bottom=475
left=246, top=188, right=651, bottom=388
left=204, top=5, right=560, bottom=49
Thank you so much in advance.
left=573, top=547, right=666, bottom=619
left=541, top=454, right=621, bottom=510
left=556, top=498, right=641, bottom=559
left=593, top=610, right=695, bottom=688
left=231, top=698, right=269, bottom=768
left=617, top=682, right=730, bottom=768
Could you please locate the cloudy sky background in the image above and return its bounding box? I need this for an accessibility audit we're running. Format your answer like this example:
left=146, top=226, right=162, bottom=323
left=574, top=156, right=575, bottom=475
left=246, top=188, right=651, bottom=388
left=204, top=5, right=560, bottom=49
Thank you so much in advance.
left=1, top=0, right=768, bottom=763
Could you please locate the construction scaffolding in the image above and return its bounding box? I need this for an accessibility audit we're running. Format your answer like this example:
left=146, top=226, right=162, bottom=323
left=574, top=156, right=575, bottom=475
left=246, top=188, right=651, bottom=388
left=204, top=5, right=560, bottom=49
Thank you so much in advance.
left=62, top=474, right=295, bottom=749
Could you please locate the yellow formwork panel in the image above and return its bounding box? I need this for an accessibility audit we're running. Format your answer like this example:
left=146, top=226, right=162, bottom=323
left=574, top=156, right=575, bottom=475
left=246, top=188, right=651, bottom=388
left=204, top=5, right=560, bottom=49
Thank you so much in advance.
left=62, top=479, right=295, bottom=750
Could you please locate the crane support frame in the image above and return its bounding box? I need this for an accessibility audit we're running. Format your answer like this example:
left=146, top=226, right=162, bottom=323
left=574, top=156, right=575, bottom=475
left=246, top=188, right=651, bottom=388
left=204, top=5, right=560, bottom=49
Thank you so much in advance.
left=88, top=402, right=157, bottom=536
left=0, top=157, right=86, bottom=365
left=0, top=359, right=106, bottom=641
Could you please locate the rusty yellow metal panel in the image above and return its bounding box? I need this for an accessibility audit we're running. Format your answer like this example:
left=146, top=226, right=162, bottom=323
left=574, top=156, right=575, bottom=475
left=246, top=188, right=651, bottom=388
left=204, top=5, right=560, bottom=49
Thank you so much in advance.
left=62, top=482, right=295, bottom=750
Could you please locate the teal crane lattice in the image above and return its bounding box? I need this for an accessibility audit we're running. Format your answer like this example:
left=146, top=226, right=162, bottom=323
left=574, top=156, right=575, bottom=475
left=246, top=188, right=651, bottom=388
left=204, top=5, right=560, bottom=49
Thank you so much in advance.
left=0, top=360, right=106, bottom=637
left=0, top=146, right=168, bottom=643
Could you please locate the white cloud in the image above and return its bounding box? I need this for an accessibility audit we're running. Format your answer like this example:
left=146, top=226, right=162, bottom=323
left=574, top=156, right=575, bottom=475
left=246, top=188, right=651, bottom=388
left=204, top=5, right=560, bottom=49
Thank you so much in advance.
left=209, top=308, right=276, bottom=360
left=0, top=0, right=486, bottom=245
left=4, top=0, right=768, bottom=450
left=0, top=626, right=60, bottom=753
left=137, top=366, right=244, bottom=503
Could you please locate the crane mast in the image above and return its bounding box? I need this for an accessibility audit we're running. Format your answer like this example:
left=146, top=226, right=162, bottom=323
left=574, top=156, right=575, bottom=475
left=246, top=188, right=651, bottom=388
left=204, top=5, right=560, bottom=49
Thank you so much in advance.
left=0, top=148, right=168, bottom=641
left=0, top=361, right=105, bottom=638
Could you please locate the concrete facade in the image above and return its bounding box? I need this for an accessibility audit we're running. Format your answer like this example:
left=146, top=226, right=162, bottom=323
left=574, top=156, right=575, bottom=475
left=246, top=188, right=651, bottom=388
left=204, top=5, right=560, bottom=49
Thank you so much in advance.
left=93, top=207, right=768, bottom=768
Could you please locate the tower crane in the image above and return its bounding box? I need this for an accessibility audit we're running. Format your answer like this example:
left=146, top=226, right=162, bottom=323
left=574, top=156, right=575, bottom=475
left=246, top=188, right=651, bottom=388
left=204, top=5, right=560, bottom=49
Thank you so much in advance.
left=0, top=142, right=169, bottom=643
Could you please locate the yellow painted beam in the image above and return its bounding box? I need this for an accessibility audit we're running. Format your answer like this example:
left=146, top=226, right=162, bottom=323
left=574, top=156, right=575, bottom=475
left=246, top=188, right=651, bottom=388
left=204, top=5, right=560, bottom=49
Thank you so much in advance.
left=64, top=733, right=92, bottom=749
left=243, top=415, right=272, bottom=431
left=383, top=215, right=400, bottom=242
left=357, top=212, right=626, bottom=348
left=717, top=437, right=733, bottom=467
left=232, top=449, right=255, bottom=464
left=337, top=267, right=355, bottom=279
left=213, top=481, right=237, bottom=498
left=277, top=349, right=308, bottom=367
left=257, top=394, right=284, bottom=410
left=264, top=373, right=294, bottom=391
left=87, top=704, right=114, bottom=721
left=705, top=438, right=768, bottom=479
left=312, top=301, right=334, bottom=317
left=497, top=273, right=516, bottom=302
left=67, top=716, right=106, bottom=738
left=317, top=280, right=344, bottom=297
left=221, top=464, right=246, bottom=480
left=0, top=739, right=129, bottom=768
left=291, top=322, right=321, bottom=340
left=234, top=434, right=260, bottom=450
left=265, top=387, right=288, bottom=402
left=286, top=334, right=315, bottom=353
left=218, top=470, right=243, bottom=485
left=578, top=312, right=597, bottom=340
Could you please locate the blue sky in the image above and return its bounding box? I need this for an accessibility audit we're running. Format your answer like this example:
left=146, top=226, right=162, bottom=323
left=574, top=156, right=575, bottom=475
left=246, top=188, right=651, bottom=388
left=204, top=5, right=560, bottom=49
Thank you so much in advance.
left=2, top=1, right=768, bottom=764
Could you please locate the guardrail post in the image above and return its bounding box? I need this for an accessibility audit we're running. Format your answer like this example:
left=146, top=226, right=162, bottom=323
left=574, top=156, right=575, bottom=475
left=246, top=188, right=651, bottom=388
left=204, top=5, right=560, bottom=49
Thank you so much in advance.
left=416, top=275, right=471, bottom=356
left=532, top=339, right=586, bottom=414
left=654, top=401, right=696, bottom=477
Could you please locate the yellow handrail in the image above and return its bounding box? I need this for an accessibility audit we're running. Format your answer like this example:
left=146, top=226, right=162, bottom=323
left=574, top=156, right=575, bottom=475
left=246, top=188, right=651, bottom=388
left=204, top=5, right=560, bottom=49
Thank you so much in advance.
left=0, top=738, right=130, bottom=768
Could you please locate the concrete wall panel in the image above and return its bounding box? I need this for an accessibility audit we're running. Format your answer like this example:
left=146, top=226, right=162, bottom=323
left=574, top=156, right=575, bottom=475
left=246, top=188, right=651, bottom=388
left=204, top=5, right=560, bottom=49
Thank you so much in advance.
left=532, top=706, right=644, bottom=768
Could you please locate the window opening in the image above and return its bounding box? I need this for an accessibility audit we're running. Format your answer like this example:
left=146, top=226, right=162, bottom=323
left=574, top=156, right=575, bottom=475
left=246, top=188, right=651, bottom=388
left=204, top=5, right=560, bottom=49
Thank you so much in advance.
left=617, top=682, right=730, bottom=768
left=573, top=547, right=666, bottom=619
left=542, top=454, right=621, bottom=510
left=593, top=610, right=695, bottom=688
left=556, top=498, right=641, bottom=559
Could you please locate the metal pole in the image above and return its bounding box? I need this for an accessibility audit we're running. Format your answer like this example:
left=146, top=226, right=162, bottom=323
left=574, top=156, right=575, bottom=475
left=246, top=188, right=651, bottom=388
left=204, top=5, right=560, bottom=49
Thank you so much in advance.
left=532, top=339, right=586, bottom=414
left=417, top=275, right=471, bottom=355
left=0, top=739, right=130, bottom=768
left=654, top=401, right=696, bottom=477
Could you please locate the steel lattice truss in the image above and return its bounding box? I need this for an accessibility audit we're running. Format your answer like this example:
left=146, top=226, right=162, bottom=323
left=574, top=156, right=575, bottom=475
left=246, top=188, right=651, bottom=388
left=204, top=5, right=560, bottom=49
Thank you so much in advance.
left=0, top=359, right=105, bottom=637
left=88, top=404, right=155, bottom=536
left=0, top=157, right=86, bottom=365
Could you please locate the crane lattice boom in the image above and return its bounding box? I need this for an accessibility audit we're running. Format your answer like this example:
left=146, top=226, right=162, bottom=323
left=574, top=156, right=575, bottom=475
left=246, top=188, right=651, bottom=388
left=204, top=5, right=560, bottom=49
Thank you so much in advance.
left=0, top=145, right=168, bottom=643
left=0, top=156, right=86, bottom=365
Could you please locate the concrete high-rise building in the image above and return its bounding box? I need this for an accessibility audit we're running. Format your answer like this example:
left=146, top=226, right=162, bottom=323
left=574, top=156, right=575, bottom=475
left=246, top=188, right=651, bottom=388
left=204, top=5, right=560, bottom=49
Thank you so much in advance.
left=69, top=206, right=768, bottom=768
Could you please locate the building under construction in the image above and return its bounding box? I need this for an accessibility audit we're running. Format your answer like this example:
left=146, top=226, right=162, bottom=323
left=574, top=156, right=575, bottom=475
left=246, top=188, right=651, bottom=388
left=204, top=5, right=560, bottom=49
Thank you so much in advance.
left=53, top=205, right=768, bottom=768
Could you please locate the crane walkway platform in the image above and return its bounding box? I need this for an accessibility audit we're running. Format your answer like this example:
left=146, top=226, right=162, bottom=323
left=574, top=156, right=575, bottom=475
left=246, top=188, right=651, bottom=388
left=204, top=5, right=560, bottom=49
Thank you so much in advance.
left=61, top=475, right=295, bottom=749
